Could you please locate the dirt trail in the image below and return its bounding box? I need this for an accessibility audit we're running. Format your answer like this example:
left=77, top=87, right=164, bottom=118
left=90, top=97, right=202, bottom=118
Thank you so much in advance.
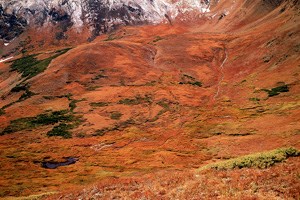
left=213, top=48, right=228, bottom=100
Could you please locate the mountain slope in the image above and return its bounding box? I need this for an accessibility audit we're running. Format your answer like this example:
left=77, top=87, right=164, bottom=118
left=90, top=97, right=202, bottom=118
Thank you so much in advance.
left=0, top=0, right=299, bottom=199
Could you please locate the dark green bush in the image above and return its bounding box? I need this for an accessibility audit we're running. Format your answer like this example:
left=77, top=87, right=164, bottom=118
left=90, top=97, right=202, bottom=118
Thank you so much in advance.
left=249, top=97, right=260, bottom=102
left=179, top=74, right=202, bottom=87
left=153, top=36, right=163, bottom=43
left=1, top=118, right=33, bottom=135
left=190, top=81, right=202, bottom=87
left=31, top=110, right=74, bottom=125
left=1, top=110, right=77, bottom=135
left=10, top=48, right=71, bottom=79
left=118, top=95, right=152, bottom=105
left=47, top=123, right=73, bottom=139
left=11, top=85, right=28, bottom=93
left=263, top=84, right=289, bottom=97
left=90, top=102, right=109, bottom=107
left=110, top=112, right=123, bottom=120
left=10, top=84, right=35, bottom=102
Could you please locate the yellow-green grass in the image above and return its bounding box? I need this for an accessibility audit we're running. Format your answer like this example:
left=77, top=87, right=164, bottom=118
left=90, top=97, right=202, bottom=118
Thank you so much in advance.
left=198, top=147, right=299, bottom=171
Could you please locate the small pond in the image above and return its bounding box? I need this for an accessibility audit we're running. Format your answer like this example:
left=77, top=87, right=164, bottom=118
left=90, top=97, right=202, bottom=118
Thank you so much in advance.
left=41, top=157, right=78, bottom=169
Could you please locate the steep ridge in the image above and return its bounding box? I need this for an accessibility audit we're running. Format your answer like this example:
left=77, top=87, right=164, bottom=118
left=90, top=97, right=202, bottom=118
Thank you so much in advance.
left=0, top=0, right=299, bottom=199
left=0, top=0, right=210, bottom=42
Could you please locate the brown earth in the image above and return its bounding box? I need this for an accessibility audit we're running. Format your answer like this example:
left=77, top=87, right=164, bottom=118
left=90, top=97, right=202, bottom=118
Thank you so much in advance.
left=0, top=0, right=300, bottom=199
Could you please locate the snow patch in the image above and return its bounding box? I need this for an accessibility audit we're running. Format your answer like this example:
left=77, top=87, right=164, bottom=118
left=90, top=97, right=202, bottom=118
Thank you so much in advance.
left=0, top=0, right=211, bottom=27
left=0, top=56, right=14, bottom=63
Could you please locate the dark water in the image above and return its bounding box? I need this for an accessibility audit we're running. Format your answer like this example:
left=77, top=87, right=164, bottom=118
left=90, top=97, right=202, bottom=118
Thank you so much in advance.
left=41, top=157, right=78, bottom=169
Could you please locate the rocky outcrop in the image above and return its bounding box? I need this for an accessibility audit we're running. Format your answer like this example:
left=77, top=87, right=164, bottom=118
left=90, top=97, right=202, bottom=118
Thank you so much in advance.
left=0, top=5, right=27, bottom=42
left=0, top=0, right=211, bottom=41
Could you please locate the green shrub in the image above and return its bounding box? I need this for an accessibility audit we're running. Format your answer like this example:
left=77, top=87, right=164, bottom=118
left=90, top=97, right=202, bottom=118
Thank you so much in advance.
left=93, top=129, right=106, bottom=136
left=110, top=112, right=123, bottom=120
left=157, top=100, right=170, bottom=109
left=263, top=84, right=289, bottom=97
left=10, top=48, right=71, bottom=79
left=118, top=95, right=152, bottom=105
left=10, top=84, right=36, bottom=102
left=148, top=100, right=170, bottom=122
left=90, top=102, right=109, bottom=107
left=118, top=98, right=140, bottom=105
left=86, top=86, right=101, bottom=91
left=179, top=74, right=202, bottom=87
left=92, top=74, right=108, bottom=80
left=47, top=123, right=73, bottom=138
left=104, top=34, right=123, bottom=41
left=69, top=99, right=85, bottom=112
left=92, top=119, right=135, bottom=136
left=190, top=81, right=202, bottom=87
left=19, top=89, right=35, bottom=101
left=153, top=36, right=163, bottom=43
left=198, top=147, right=299, bottom=171
left=0, top=118, right=33, bottom=135
left=31, top=110, right=74, bottom=124
left=69, top=101, right=77, bottom=112
left=249, top=97, right=260, bottom=102
left=1, top=110, right=78, bottom=135
left=11, top=85, right=28, bottom=93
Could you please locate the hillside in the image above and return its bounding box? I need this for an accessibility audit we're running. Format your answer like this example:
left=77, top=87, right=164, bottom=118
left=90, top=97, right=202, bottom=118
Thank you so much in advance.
left=0, top=0, right=299, bottom=199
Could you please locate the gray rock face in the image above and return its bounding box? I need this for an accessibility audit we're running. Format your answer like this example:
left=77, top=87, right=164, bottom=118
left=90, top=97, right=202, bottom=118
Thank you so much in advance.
left=0, top=5, right=27, bottom=42
left=0, top=0, right=210, bottom=41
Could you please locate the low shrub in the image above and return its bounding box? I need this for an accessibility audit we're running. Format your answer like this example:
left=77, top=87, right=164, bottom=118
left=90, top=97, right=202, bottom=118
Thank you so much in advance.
left=198, top=147, right=299, bottom=171
left=249, top=97, right=260, bottom=102
left=69, top=99, right=86, bottom=112
left=179, top=74, right=202, bottom=87
left=1, top=110, right=78, bottom=135
left=10, top=84, right=36, bottom=102
left=118, top=95, right=152, bottom=105
left=153, top=36, right=163, bottom=43
left=110, top=112, right=123, bottom=120
left=10, top=48, right=71, bottom=79
left=263, top=84, right=289, bottom=97
left=47, top=123, right=73, bottom=138
left=90, top=102, right=109, bottom=107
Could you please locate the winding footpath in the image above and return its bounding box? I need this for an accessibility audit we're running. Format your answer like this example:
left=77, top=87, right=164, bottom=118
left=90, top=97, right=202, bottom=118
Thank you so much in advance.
left=213, top=48, right=228, bottom=100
